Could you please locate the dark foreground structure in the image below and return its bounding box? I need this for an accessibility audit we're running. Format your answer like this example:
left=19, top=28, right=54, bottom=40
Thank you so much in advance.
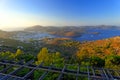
left=0, top=59, right=119, bottom=80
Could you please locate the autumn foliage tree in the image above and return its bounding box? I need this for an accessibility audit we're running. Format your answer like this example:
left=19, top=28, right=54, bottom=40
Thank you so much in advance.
left=15, top=49, right=23, bottom=57
left=36, top=47, right=64, bottom=66
left=36, top=47, right=49, bottom=64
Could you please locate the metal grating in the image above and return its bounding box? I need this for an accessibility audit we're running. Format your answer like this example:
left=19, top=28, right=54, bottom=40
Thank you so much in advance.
left=0, top=59, right=119, bottom=80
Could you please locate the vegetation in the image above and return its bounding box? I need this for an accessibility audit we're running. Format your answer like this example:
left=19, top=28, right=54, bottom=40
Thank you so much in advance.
left=1, top=37, right=120, bottom=68
left=0, top=36, right=120, bottom=79
left=36, top=47, right=64, bottom=66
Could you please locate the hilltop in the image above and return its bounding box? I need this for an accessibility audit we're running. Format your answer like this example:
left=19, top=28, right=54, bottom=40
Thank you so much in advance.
left=24, top=25, right=120, bottom=38
left=24, top=25, right=87, bottom=37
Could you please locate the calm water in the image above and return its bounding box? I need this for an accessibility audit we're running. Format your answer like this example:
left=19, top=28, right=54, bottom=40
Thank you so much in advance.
left=74, top=28, right=120, bottom=41
left=12, top=28, right=120, bottom=42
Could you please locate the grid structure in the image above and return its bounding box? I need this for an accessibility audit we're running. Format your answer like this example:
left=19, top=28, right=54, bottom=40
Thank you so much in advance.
left=0, top=59, right=119, bottom=80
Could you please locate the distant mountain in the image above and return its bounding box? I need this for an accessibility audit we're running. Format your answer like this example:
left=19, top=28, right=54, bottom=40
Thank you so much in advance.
left=1, top=25, right=120, bottom=41
left=24, top=25, right=86, bottom=37
left=24, top=25, right=120, bottom=37
left=90, top=25, right=120, bottom=29
left=24, top=25, right=44, bottom=32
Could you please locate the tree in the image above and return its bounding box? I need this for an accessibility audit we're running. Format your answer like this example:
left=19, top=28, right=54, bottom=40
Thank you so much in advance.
left=15, top=49, right=23, bottom=57
left=89, top=56, right=105, bottom=67
left=36, top=48, right=64, bottom=66
left=36, top=47, right=49, bottom=64
left=52, top=52, right=64, bottom=63
left=76, top=49, right=89, bottom=64
left=0, top=51, right=14, bottom=60
left=105, top=55, right=120, bottom=69
left=17, top=54, right=34, bottom=62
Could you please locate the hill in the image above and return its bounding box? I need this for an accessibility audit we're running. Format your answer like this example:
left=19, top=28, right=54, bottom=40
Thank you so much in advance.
left=0, top=36, right=120, bottom=70
left=0, top=30, right=13, bottom=39
left=24, top=25, right=120, bottom=38
left=24, top=25, right=86, bottom=37
left=77, top=36, right=120, bottom=57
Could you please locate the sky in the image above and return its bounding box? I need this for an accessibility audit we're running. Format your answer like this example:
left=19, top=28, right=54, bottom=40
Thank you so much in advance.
left=0, top=0, right=120, bottom=31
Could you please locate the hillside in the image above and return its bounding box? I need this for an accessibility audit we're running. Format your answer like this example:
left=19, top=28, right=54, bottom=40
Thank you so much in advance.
left=0, top=33, right=120, bottom=69
left=75, top=36, right=120, bottom=69
left=24, top=25, right=120, bottom=38
left=77, top=36, right=120, bottom=56
left=24, top=25, right=86, bottom=37
left=0, top=38, right=35, bottom=53
left=0, top=36, right=120, bottom=79
left=0, top=30, right=13, bottom=39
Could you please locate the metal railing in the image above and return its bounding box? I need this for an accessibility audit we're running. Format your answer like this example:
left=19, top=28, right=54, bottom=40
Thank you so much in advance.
left=0, top=59, right=119, bottom=80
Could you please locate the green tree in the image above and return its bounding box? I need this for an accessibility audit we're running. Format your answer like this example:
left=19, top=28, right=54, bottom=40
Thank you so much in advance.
left=36, top=48, right=64, bottom=67
left=17, top=53, right=34, bottom=62
left=89, top=56, right=105, bottom=67
left=0, top=51, right=14, bottom=60
left=105, top=55, right=120, bottom=69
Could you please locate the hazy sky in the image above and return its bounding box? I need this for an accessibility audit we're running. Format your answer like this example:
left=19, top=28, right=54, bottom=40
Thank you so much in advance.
left=0, top=0, right=120, bottom=30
